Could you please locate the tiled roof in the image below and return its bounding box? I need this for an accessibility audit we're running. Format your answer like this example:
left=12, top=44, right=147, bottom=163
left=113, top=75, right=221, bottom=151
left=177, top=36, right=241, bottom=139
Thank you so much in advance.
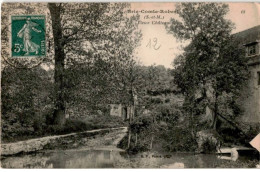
left=233, top=25, right=260, bottom=45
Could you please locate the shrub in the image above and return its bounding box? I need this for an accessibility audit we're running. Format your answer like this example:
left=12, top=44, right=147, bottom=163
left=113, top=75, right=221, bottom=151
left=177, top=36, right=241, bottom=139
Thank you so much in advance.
left=162, top=127, right=197, bottom=152
left=152, top=103, right=182, bottom=124
left=1, top=66, right=53, bottom=142
left=130, top=115, right=153, bottom=133
left=201, top=138, right=217, bottom=154
left=117, top=131, right=150, bottom=154
left=151, top=97, right=163, bottom=104
left=165, top=98, right=170, bottom=103
left=218, top=121, right=260, bottom=147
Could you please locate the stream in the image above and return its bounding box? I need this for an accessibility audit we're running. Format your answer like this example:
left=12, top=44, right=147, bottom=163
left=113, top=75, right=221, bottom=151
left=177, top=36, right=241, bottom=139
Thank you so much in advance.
left=1, top=127, right=259, bottom=168
left=1, top=148, right=259, bottom=168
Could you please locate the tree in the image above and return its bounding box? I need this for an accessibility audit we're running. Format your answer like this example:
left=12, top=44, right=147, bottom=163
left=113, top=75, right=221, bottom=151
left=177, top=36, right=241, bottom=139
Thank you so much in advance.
left=48, top=3, right=142, bottom=125
left=167, top=3, right=249, bottom=131
left=48, top=4, right=66, bottom=125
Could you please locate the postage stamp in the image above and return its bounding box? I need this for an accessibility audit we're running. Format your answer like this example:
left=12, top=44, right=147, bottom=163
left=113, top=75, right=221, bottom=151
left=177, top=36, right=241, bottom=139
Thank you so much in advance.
left=11, top=15, right=46, bottom=57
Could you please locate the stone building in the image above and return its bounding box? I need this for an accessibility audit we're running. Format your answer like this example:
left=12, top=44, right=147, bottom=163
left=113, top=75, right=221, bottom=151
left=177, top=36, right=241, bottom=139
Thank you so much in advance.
left=109, top=90, right=138, bottom=120
left=235, top=25, right=260, bottom=123
left=109, top=104, right=133, bottom=120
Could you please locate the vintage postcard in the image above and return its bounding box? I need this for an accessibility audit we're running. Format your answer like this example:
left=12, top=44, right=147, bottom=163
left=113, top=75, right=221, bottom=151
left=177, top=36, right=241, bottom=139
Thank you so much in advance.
left=1, top=1, right=260, bottom=168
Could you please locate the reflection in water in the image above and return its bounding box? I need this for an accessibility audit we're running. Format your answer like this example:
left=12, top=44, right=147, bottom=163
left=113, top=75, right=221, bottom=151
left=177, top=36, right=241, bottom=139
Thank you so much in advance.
left=1, top=149, right=258, bottom=168
left=1, top=150, right=128, bottom=168
left=46, top=150, right=129, bottom=168
left=218, top=155, right=238, bottom=161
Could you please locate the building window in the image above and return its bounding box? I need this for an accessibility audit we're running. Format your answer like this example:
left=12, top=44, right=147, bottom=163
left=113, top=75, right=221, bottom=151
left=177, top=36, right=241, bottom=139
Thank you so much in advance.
left=247, top=44, right=257, bottom=56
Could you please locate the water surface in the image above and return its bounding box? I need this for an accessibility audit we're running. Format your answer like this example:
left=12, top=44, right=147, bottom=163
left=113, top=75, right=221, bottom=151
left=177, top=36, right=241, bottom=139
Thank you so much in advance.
left=1, top=148, right=258, bottom=168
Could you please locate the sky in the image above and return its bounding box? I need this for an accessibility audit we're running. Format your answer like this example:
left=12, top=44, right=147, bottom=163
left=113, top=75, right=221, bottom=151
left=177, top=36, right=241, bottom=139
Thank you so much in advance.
left=130, top=2, right=260, bottom=68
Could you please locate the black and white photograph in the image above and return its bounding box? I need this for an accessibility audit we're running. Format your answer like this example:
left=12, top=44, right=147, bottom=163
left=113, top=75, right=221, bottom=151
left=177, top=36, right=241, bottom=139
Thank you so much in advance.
left=1, top=1, right=260, bottom=168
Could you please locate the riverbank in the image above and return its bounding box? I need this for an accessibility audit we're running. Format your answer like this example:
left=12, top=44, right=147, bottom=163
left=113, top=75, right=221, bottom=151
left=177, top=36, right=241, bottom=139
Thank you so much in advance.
left=1, top=127, right=127, bottom=156
left=2, top=115, right=128, bottom=143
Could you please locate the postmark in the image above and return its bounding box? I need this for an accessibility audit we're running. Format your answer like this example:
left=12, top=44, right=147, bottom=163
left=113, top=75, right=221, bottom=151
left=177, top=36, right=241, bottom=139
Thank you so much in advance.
left=11, top=15, right=46, bottom=58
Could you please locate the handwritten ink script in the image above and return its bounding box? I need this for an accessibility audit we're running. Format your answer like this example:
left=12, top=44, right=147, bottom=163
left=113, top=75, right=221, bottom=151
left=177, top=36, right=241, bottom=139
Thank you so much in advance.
left=146, top=37, right=161, bottom=50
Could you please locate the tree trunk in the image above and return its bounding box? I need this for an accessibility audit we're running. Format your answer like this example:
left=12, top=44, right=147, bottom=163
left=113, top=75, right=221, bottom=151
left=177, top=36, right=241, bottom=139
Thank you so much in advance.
left=127, top=129, right=131, bottom=149
left=191, top=106, right=195, bottom=139
left=48, top=3, right=66, bottom=126
left=135, top=133, right=138, bottom=146
left=131, top=86, right=136, bottom=121
left=212, top=91, right=218, bottom=130
left=189, top=95, right=195, bottom=139
left=150, top=135, right=154, bottom=150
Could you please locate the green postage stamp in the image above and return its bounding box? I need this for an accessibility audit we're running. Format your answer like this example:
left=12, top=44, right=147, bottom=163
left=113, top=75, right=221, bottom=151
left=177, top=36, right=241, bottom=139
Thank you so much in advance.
left=11, top=15, right=46, bottom=57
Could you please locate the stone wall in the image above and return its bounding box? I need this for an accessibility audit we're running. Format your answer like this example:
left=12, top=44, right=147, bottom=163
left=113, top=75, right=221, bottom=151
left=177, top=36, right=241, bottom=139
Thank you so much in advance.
left=1, top=127, right=126, bottom=156
left=110, top=104, right=131, bottom=120
left=110, top=104, right=123, bottom=117
left=238, top=63, right=260, bottom=123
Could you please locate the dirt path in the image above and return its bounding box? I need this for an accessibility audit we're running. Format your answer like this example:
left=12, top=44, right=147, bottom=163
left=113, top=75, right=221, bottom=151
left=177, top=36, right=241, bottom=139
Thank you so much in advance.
left=1, top=127, right=128, bottom=156
left=75, top=127, right=128, bottom=151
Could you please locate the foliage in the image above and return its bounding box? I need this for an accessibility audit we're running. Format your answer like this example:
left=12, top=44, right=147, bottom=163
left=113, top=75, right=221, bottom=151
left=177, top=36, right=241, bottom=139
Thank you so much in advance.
left=119, top=96, right=186, bottom=153
left=134, top=65, right=175, bottom=108
left=218, top=122, right=260, bottom=147
left=2, top=4, right=176, bottom=142
left=1, top=62, right=127, bottom=142
left=119, top=114, right=197, bottom=153
left=116, top=64, right=185, bottom=153
left=153, top=103, right=182, bottom=124
left=48, top=3, right=142, bottom=124
left=200, top=138, right=217, bottom=154
left=117, top=134, right=150, bottom=154
left=167, top=3, right=249, bottom=131
left=1, top=66, right=53, bottom=141
left=130, top=115, right=153, bottom=134
left=162, top=127, right=197, bottom=152
left=117, top=115, right=154, bottom=153
left=2, top=2, right=143, bottom=127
